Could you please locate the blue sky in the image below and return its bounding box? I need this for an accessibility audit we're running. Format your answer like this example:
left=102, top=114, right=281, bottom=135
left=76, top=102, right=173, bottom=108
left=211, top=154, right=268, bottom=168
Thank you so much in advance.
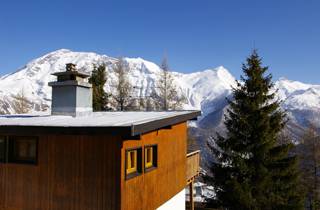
left=0, top=0, right=319, bottom=83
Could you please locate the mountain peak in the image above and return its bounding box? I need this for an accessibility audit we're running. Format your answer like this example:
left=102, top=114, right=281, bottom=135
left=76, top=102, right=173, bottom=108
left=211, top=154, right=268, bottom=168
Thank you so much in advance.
left=50, top=49, right=72, bottom=54
left=39, top=49, right=73, bottom=59
left=215, top=65, right=232, bottom=76
left=212, top=66, right=236, bottom=88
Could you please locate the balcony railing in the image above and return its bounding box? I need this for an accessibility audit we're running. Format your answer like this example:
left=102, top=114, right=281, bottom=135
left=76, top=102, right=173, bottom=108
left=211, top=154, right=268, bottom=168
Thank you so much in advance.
left=186, top=150, right=200, bottom=184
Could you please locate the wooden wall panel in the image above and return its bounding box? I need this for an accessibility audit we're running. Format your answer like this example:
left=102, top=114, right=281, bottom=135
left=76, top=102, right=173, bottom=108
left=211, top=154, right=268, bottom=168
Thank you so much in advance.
left=121, top=122, right=187, bottom=210
left=0, top=121, right=188, bottom=210
left=0, top=158, right=5, bottom=210
left=0, top=134, right=121, bottom=210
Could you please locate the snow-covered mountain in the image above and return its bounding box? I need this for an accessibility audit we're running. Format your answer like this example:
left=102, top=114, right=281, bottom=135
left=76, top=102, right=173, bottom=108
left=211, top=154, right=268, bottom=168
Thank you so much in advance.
left=0, top=49, right=236, bottom=116
left=0, top=49, right=319, bottom=138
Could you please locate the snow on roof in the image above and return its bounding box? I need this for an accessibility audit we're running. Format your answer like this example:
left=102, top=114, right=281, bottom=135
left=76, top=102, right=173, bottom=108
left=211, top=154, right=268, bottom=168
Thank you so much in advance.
left=0, top=111, right=200, bottom=128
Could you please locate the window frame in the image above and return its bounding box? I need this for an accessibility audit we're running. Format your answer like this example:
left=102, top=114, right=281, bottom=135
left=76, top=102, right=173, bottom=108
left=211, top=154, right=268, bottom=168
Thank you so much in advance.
left=125, top=147, right=142, bottom=180
left=144, top=144, right=158, bottom=173
left=126, top=150, right=138, bottom=174
left=8, top=136, right=38, bottom=165
left=145, top=147, right=153, bottom=168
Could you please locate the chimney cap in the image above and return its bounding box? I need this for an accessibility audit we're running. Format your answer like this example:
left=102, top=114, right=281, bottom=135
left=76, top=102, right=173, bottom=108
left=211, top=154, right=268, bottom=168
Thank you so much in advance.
left=51, top=70, right=90, bottom=78
left=51, top=63, right=90, bottom=78
left=66, top=63, right=77, bottom=71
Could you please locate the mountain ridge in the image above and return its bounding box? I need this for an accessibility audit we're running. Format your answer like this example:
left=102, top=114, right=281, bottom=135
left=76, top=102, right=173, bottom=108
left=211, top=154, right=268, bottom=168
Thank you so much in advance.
left=0, top=49, right=318, bottom=138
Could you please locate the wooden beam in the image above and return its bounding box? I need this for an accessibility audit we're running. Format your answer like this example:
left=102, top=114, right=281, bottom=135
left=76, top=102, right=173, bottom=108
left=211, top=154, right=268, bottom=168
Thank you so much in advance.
left=121, top=134, right=141, bottom=140
left=161, top=125, right=172, bottom=130
left=189, top=181, right=194, bottom=210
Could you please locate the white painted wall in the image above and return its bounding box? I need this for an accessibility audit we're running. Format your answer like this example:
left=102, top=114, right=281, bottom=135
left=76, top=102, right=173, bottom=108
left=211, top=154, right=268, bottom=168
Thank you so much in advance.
left=157, top=189, right=186, bottom=210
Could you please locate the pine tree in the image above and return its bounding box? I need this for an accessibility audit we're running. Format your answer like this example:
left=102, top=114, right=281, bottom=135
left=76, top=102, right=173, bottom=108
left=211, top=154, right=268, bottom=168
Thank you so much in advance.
left=89, top=64, right=109, bottom=111
left=206, top=50, right=304, bottom=209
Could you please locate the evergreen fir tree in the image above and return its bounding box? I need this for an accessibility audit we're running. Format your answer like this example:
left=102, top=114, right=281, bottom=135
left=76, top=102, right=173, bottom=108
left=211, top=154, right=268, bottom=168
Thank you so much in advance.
left=89, top=64, right=109, bottom=111
left=206, top=50, right=304, bottom=210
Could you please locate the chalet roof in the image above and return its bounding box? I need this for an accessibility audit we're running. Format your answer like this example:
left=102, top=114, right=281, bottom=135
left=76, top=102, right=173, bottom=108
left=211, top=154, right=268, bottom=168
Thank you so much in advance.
left=0, top=111, right=200, bottom=136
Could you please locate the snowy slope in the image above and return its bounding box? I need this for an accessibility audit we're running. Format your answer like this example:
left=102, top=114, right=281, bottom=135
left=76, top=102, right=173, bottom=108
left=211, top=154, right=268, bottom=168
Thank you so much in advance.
left=276, top=78, right=320, bottom=110
left=0, top=49, right=236, bottom=116
left=0, top=49, right=318, bottom=132
left=274, top=78, right=320, bottom=129
left=0, top=49, right=114, bottom=103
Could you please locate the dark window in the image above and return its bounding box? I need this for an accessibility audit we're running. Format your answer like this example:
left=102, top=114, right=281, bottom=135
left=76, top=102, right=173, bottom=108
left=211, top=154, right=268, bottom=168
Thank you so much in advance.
left=144, top=145, right=158, bottom=172
left=0, top=137, right=6, bottom=163
left=125, top=147, right=142, bottom=180
left=8, top=137, right=38, bottom=164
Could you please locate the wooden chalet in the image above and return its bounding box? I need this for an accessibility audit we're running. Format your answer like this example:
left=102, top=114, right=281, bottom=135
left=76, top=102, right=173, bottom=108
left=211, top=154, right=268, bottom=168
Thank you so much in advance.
left=0, top=64, right=201, bottom=210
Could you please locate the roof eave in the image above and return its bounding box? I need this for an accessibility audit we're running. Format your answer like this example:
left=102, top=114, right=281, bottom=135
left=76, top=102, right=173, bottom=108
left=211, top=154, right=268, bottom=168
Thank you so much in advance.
left=130, top=111, right=201, bottom=136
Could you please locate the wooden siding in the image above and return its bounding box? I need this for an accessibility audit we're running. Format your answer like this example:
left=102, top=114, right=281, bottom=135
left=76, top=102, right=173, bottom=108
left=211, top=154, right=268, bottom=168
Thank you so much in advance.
left=0, top=134, right=121, bottom=210
left=120, top=122, right=187, bottom=210
left=0, top=122, right=189, bottom=210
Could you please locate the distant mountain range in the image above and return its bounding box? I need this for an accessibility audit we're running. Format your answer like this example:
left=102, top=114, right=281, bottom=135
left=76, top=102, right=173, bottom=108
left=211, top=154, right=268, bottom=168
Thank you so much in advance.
left=0, top=49, right=319, bottom=143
